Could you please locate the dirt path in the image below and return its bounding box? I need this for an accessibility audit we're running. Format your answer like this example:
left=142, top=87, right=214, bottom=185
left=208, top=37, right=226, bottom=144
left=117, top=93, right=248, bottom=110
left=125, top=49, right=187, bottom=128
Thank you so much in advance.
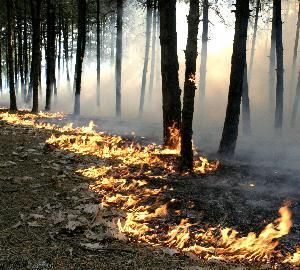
left=0, top=114, right=298, bottom=269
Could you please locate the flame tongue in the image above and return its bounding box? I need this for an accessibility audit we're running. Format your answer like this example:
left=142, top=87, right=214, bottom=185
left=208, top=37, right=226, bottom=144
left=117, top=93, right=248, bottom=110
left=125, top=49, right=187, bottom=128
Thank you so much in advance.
left=0, top=111, right=299, bottom=267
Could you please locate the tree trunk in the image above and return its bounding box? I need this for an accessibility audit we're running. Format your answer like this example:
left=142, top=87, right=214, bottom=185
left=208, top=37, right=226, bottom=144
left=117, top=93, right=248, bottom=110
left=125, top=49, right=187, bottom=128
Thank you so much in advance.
left=24, top=0, right=29, bottom=100
left=7, top=0, right=17, bottom=111
left=269, top=2, right=276, bottom=113
left=16, top=8, right=25, bottom=102
left=218, top=0, right=250, bottom=157
left=62, top=17, right=70, bottom=82
left=73, top=0, right=87, bottom=116
left=199, top=0, right=209, bottom=114
left=115, top=0, right=123, bottom=117
left=96, top=0, right=101, bottom=107
left=242, top=62, right=251, bottom=135
left=274, top=0, right=284, bottom=130
left=30, top=0, right=42, bottom=113
left=45, top=0, right=56, bottom=111
left=291, top=70, right=300, bottom=127
left=139, top=0, right=153, bottom=115
left=148, top=0, right=158, bottom=99
left=159, top=0, right=181, bottom=148
left=0, top=39, right=2, bottom=93
left=57, top=3, right=61, bottom=91
left=180, top=0, right=200, bottom=172
left=290, top=1, right=300, bottom=95
left=248, top=0, right=260, bottom=82
left=110, top=13, right=115, bottom=67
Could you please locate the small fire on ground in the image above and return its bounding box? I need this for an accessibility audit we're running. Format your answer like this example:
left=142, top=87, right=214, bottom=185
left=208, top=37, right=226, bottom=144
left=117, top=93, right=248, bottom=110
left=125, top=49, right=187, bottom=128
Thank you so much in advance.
left=0, top=111, right=299, bottom=268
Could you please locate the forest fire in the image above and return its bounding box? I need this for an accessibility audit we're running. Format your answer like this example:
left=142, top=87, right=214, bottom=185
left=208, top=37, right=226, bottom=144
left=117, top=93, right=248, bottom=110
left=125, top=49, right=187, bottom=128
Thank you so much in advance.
left=0, top=111, right=299, bottom=268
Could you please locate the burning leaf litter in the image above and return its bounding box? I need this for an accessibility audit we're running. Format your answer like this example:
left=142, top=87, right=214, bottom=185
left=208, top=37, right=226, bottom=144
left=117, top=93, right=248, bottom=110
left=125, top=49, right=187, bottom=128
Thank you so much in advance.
left=0, top=111, right=299, bottom=268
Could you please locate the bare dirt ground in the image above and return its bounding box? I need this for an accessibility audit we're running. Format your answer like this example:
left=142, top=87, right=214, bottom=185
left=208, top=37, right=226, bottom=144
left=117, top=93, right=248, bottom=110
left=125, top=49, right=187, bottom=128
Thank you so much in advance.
left=0, top=111, right=299, bottom=270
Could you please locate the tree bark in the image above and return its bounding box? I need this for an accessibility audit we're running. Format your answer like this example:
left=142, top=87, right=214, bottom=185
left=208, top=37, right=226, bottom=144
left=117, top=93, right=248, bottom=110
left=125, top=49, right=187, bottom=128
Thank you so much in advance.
left=16, top=9, right=25, bottom=102
left=291, top=70, right=300, bottom=127
left=139, top=0, right=153, bottom=114
left=180, top=0, right=200, bottom=171
left=242, top=62, right=251, bottom=135
left=30, top=0, right=42, bottom=113
left=290, top=1, right=300, bottom=95
left=73, top=0, right=87, bottom=116
left=159, top=0, right=181, bottom=148
left=218, top=0, right=250, bottom=157
left=96, top=0, right=101, bottom=107
left=199, top=0, right=209, bottom=114
left=148, top=0, right=158, bottom=100
left=45, top=0, right=56, bottom=111
left=62, top=17, right=70, bottom=82
left=0, top=39, right=2, bottom=93
left=274, top=0, right=284, bottom=130
left=23, top=0, right=29, bottom=99
left=7, top=0, right=17, bottom=111
left=268, top=2, right=276, bottom=113
left=115, top=0, right=123, bottom=117
left=248, top=0, right=260, bottom=82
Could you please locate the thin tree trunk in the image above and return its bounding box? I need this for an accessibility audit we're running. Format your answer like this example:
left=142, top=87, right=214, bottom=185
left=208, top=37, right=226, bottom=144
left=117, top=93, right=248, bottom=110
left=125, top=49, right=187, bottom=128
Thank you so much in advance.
left=30, top=0, right=42, bottom=113
left=290, top=1, right=300, bottom=93
left=96, top=0, right=101, bottom=107
left=57, top=3, right=61, bottom=92
left=248, top=0, right=260, bottom=82
left=24, top=0, right=29, bottom=100
left=13, top=27, right=18, bottom=94
left=115, top=0, right=123, bottom=117
left=159, top=0, right=181, bottom=148
left=62, top=17, right=70, bottom=81
left=148, top=0, right=158, bottom=99
left=7, top=0, right=17, bottom=111
left=180, top=0, right=200, bottom=171
left=274, top=0, right=284, bottom=130
left=139, top=0, right=153, bottom=114
left=16, top=10, right=25, bottom=102
left=110, top=13, right=115, bottom=67
left=242, top=62, right=251, bottom=135
left=45, top=0, right=56, bottom=111
left=199, top=0, right=209, bottom=112
left=218, top=0, right=250, bottom=157
left=291, top=70, right=300, bottom=127
left=269, top=2, right=276, bottom=113
left=0, top=39, right=2, bottom=93
left=73, top=0, right=87, bottom=116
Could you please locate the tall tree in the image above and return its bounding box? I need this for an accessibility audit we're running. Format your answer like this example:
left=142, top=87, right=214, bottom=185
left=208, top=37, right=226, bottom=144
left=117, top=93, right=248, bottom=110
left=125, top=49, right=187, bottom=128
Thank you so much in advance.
left=274, top=0, right=284, bottom=130
left=45, top=0, right=56, bottom=111
left=74, top=0, right=87, bottom=115
left=7, top=0, right=17, bottom=111
left=23, top=0, right=29, bottom=99
left=268, top=2, right=276, bottom=113
left=242, top=62, right=251, bottom=135
left=218, top=0, right=250, bottom=156
left=115, top=0, right=123, bottom=116
left=291, top=70, right=300, bottom=127
left=290, top=1, right=300, bottom=95
left=148, top=0, right=158, bottom=99
left=0, top=37, right=2, bottom=93
left=30, top=0, right=42, bottom=113
left=96, top=0, right=101, bottom=107
left=199, top=0, right=209, bottom=111
left=16, top=6, right=25, bottom=101
left=159, top=0, right=181, bottom=148
left=180, top=0, right=200, bottom=171
left=248, top=0, right=260, bottom=82
left=139, top=0, right=153, bottom=114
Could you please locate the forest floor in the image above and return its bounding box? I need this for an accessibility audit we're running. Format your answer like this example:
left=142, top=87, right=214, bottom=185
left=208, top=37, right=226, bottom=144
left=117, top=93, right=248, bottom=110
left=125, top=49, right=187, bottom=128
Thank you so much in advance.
left=0, top=110, right=299, bottom=270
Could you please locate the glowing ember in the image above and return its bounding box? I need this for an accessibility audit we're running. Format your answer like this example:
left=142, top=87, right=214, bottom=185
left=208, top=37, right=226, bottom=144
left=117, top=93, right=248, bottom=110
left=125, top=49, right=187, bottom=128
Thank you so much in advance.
left=0, top=111, right=298, bottom=268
